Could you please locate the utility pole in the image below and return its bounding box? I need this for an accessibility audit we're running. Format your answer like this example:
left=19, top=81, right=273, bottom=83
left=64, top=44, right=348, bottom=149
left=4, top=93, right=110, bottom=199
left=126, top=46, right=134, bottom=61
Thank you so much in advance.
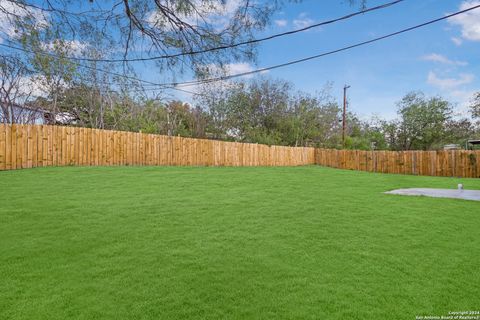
left=342, top=85, right=350, bottom=148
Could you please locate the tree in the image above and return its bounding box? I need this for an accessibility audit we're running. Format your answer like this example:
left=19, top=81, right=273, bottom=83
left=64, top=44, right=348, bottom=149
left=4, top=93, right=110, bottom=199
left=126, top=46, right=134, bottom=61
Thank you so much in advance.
left=444, top=118, right=475, bottom=145
left=200, top=79, right=293, bottom=144
left=1, top=1, right=286, bottom=77
left=395, top=92, right=453, bottom=150
left=0, top=55, right=37, bottom=123
left=299, top=99, right=342, bottom=148
left=197, top=78, right=344, bottom=147
left=377, top=119, right=399, bottom=150
left=28, top=38, right=79, bottom=118
left=471, top=92, right=480, bottom=120
left=1, top=1, right=371, bottom=89
left=343, top=115, right=389, bottom=151
left=51, top=84, right=111, bottom=129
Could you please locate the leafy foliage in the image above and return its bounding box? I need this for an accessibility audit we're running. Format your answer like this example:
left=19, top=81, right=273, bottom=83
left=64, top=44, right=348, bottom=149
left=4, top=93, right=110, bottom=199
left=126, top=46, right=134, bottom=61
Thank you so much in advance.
left=25, top=79, right=479, bottom=150
left=395, top=92, right=453, bottom=150
left=471, top=92, right=480, bottom=120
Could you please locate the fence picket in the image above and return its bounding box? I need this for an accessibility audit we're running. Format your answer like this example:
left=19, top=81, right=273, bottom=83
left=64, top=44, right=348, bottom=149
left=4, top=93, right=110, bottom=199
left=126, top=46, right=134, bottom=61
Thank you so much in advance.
left=1, top=124, right=479, bottom=177
left=0, top=125, right=5, bottom=170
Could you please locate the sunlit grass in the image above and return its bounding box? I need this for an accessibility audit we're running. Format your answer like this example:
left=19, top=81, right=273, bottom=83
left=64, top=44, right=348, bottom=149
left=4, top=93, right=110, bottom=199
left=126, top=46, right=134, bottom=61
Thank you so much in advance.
left=1, top=166, right=479, bottom=319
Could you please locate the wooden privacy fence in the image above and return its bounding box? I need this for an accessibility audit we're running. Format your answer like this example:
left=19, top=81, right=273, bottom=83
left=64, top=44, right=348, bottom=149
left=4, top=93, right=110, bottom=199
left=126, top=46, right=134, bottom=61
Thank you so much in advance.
left=0, top=125, right=479, bottom=178
left=315, top=149, right=480, bottom=178
left=0, top=124, right=315, bottom=170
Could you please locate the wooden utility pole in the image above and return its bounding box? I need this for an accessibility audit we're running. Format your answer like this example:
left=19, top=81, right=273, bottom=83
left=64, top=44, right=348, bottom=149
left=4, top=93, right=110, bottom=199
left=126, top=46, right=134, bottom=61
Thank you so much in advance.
left=342, top=85, right=350, bottom=148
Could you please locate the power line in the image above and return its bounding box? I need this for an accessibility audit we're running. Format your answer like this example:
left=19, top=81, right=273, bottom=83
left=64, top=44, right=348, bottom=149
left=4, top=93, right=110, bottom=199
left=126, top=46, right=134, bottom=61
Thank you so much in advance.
left=164, top=3, right=480, bottom=88
left=65, top=77, right=206, bottom=97
left=63, top=2, right=480, bottom=91
left=4, top=0, right=120, bottom=17
left=61, top=77, right=206, bottom=97
left=1, top=0, right=405, bottom=63
left=0, top=42, right=173, bottom=87
left=117, top=85, right=206, bottom=97
left=0, top=0, right=408, bottom=89
left=0, top=42, right=204, bottom=96
left=77, top=0, right=406, bottom=63
left=3, top=3, right=479, bottom=93
left=166, top=86, right=205, bottom=97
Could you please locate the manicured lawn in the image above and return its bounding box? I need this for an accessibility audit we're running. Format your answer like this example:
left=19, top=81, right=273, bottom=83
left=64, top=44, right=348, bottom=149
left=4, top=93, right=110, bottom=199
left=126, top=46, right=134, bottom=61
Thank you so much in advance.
left=1, top=166, right=479, bottom=319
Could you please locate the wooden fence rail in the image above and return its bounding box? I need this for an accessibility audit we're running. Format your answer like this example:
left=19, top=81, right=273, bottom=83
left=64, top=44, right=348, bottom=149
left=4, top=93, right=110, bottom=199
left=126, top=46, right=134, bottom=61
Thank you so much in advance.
left=0, top=125, right=315, bottom=170
left=315, top=149, right=480, bottom=178
left=0, top=125, right=479, bottom=178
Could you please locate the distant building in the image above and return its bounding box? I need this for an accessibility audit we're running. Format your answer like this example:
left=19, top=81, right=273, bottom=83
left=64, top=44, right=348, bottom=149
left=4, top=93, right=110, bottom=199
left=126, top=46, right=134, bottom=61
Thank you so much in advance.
left=443, top=144, right=461, bottom=150
left=467, top=140, right=480, bottom=150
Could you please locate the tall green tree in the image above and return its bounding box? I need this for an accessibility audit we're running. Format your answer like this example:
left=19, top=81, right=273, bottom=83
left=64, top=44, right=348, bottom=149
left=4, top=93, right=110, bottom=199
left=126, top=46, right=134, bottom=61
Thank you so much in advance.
left=471, top=92, right=480, bottom=120
left=2, top=1, right=290, bottom=78
left=395, top=92, right=453, bottom=150
left=197, top=78, right=343, bottom=147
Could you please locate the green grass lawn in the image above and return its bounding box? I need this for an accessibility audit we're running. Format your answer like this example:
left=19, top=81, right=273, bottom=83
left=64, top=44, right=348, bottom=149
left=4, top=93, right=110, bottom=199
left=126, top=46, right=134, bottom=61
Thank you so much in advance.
left=1, top=166, right=479, bottom=319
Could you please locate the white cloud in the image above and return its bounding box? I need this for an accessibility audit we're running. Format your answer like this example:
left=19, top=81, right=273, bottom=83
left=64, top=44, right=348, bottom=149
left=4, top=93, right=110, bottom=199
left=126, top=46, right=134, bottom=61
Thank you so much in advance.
left=274, top=19, right=288, bottom=27
left=293, top=13, right=315, bottom=29
left=223, top=62, right=254, bottom=75
left=19, top=73, right=76, bottom=98
left=40, top=39, right=88, bottom=57
left=427, top=70, right=476, bottom=113
left=19, top=76, right=48, bottom=97
left=3, top=73, right=72, bottom=101
left=181, top=62, right=268, bottom=94
left=421, top=53, right=468, bottom=66
left=0, top=0, right=48, bottom=43
left=451, top=89, right=477, bottom=106
left=147, top=0, right=242, bottom=31
left=3, top=75, right=49, bottom=99
left=185, top=79, right=242, bottom=95
left=448, top=1, right=480, bottom=41
left=451, top=90, right=479, bottom=116
left=427, top=71, right=474, bottom=89
left=451, top=37, right=463, bottom=46
left=203, top=62, right=267, bottom=78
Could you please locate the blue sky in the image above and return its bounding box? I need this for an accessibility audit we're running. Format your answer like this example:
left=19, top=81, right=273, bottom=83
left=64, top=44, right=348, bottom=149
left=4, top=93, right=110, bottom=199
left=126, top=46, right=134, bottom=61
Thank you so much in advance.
left=166, top=0, right=480, bottom=120
left=1, top=0, right=479, bottom=120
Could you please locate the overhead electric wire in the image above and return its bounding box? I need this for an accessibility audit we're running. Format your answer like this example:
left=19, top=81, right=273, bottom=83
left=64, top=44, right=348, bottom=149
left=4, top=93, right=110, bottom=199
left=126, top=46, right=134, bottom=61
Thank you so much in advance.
left=2, top=3, right=479, bottom=94
left=0, top=41, right=204, bottom=96
left=0, top=0, right=407, bottom=92
left=161, top=3, right=480, bottom=88
left=60, top=3, right=480, bottom=92
left=116, top=85, right=207, bottom=97
left=69, top=0, right=406, bottom=63
left=67, top=78, right=206, bottom=97
left=3, top=0, right=115, bottom=16
left=0, top=0, right=405, bottom=63
left=56, top=2, right=478, bottom=90
left=0, top=41, right=182, bottom=89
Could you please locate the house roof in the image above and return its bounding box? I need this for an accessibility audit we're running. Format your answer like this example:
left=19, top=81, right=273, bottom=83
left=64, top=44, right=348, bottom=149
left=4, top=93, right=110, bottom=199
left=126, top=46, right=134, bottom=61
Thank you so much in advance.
left=467, top=140, right=480, bottom=145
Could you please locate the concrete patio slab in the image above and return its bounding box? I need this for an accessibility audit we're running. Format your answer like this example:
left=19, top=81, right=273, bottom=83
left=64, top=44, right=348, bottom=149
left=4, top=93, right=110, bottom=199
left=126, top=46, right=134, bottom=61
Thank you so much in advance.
left=385, top=188, right=480, bottom=202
